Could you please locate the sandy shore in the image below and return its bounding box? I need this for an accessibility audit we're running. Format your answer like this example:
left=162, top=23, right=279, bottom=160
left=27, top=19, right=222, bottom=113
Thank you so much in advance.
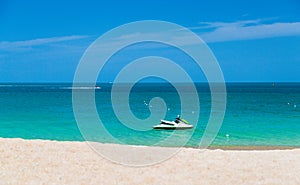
left=0, top=138, right=299, bottom=185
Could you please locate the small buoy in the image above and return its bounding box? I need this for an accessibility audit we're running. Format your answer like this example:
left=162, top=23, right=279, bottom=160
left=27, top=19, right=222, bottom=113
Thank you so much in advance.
left=226, top=134, right=229, bottom=137
left=167, top=108, right=170, bottom=111
left=294, top=105, right=297, bottom=108
left=287, top=102, right=290, bottom=105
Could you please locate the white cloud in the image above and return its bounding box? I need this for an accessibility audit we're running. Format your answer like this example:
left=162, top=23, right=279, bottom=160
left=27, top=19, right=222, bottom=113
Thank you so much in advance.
left=0, top=35, right=91, bottom=51
left=92, top=19, right=300, bottom=52
left=195, top=19, right=263, bottom=29
left=195, top=20, right=300, bottom=42
left=4, top=19, right=299, bottom=54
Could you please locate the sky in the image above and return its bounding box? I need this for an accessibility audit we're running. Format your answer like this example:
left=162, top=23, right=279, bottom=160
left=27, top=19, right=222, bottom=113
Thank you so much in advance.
left=0, top=0, right=300, bottom=82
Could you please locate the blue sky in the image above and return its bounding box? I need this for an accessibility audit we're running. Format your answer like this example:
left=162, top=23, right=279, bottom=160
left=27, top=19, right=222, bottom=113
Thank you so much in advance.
left=0, top=0, right=300, bottom=82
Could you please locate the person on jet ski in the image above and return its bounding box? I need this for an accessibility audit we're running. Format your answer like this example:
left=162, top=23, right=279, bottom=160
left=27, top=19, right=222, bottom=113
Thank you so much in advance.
left=175, top=115, right=181, bottom=123
left=176, top=115, right=189, bottom=124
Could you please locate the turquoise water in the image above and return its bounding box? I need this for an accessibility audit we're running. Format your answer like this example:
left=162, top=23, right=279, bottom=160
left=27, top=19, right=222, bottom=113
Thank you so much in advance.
left=0, top=83, right=299, bottom=147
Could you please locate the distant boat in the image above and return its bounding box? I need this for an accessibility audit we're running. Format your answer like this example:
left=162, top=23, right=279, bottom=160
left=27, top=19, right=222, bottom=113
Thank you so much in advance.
left=153, top=116, right=193, bottom=130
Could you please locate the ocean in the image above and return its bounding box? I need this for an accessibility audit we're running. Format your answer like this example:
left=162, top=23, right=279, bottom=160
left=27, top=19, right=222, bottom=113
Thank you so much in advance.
left=0, top=83, right=299, bottom=147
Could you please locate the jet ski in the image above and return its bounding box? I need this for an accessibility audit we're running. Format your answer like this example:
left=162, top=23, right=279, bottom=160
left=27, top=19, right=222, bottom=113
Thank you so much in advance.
left=153, top=116, right=193, bottom=130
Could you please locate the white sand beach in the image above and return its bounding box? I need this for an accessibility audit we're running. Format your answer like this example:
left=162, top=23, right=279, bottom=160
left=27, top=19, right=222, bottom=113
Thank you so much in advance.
left=0, top=138, right=299, bottom=185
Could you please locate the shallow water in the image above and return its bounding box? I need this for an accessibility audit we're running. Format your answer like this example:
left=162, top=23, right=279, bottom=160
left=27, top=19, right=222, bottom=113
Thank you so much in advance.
left=0, top=83, right=299, bottom=147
